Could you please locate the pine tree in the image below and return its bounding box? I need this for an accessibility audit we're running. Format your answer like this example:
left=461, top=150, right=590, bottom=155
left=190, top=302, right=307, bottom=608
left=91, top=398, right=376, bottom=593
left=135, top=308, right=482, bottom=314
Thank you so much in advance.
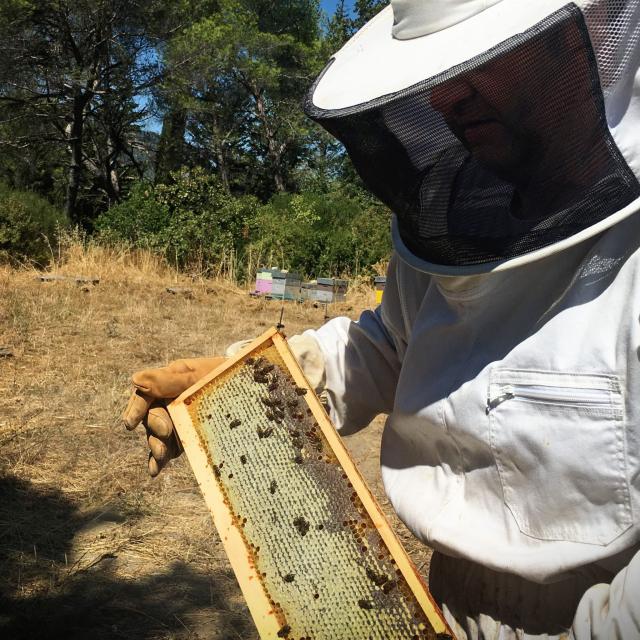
left=352, top=0, right=387, bottom=30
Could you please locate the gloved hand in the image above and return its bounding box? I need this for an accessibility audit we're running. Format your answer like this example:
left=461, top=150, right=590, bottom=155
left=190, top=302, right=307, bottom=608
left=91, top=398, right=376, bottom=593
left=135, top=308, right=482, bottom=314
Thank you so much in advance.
left=123, top=357, right=225, bottom=476
left=123, top=333, right=325, bottom=477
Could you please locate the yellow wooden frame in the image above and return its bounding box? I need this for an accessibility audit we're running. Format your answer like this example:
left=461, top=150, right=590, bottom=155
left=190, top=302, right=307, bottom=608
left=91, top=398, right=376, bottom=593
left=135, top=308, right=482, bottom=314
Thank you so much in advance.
left=169, top=327, right=453, bottom=639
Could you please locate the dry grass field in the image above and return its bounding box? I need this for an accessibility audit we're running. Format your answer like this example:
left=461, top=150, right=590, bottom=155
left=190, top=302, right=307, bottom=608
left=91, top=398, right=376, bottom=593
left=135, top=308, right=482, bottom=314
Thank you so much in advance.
left=0, top=242, right=431, bottom=639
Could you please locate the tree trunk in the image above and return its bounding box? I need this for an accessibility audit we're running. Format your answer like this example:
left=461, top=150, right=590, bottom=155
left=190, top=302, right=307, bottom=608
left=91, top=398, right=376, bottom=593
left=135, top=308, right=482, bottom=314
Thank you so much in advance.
left=105, top=129, right=121, bottom=205
left=65, top=90, right=89, bottom=220
left=155, top=107, right=186, bottom=184
left=210, top=111, right=231, bottom=194
left=253, top=88, right=286, bottom=193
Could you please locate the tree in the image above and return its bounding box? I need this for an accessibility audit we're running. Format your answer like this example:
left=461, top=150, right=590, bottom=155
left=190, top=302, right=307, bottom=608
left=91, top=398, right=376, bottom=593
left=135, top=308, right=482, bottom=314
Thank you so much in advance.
left=0, top=0, right=169, bottom=222
left=165, top=0, right=322, bottom=197
left=325, top=0, right=352, bottom=51
left=352, top=0, right=387, bottom=30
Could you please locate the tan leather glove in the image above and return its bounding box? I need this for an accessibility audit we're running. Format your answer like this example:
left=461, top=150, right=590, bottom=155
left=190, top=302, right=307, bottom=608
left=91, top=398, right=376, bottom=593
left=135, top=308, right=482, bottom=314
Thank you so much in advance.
left=124, top=334, right=325, bottom=477
left=123, top=357, right=225, bottom=476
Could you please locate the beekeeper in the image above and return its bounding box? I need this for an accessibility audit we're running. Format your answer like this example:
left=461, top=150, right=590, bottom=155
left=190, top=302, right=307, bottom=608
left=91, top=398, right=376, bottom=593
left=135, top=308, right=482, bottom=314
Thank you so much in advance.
left=123, top=1, right=640, bottom=637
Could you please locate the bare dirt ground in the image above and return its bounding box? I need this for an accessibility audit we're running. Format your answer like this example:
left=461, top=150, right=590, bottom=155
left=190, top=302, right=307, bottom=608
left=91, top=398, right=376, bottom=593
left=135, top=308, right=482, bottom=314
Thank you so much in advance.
left=0, top=246, right=431, bottom=639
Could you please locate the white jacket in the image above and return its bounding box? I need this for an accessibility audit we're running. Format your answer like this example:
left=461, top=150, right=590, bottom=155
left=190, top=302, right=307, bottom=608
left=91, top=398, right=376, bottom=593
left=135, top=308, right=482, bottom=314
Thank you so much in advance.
left=308, top=214, right=640, bottom=638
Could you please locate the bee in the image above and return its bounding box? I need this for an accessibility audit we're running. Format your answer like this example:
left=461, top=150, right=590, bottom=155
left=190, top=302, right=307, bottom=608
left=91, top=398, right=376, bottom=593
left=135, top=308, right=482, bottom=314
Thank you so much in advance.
left=229, top=419, right=241, bottom=429
left=382, top=580, right=397, bottom=594
left=283, top=573, right=295, bottom=583
left=267, top=381, right=278, bottom=392
left=295, top=387, right=308, bottom=396
left=293, top=516, right=310, bottom=536
left=287, top=399, right=299, bottom=408
left=277, top=624, right=291, bottom=638
left=212, top=465, right=221, bottom=478
left=366, top=568, right=389, bottom=587
left=269, top=480, right=278, bottom=494
left=358, top=599, right=373, bottom=610
left=293, top=454, right=303, bottom=464
left=240, top=455, right=247, bottom=465
left=245, top=357, right=255, bottom=365
left=257, top=426, right=274, bottom=439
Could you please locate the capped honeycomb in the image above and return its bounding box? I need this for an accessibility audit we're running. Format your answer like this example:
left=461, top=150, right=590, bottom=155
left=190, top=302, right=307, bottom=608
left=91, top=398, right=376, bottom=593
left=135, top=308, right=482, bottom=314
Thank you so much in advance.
left=169, top=328, right=453, bottom=640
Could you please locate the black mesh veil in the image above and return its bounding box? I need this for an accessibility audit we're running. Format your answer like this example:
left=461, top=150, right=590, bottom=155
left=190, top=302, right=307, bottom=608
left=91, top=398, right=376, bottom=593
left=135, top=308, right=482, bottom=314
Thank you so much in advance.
left=305, top=3, right=640, bottom=267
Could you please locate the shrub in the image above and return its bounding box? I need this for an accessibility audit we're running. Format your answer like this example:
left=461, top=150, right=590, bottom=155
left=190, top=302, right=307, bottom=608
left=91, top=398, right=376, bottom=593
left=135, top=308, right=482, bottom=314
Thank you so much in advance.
left=97, top=169, right=392, bottom=281
left=96, top=168, right=260, bottom=276
left=0, top=184, right=68, bottom=265
left=248, top=189, right=391, bottom=278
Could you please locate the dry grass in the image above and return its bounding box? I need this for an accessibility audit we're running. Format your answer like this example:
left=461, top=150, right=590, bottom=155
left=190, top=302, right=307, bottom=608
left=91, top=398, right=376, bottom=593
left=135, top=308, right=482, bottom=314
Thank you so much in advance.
left=0, top=241, right=429, bottom=639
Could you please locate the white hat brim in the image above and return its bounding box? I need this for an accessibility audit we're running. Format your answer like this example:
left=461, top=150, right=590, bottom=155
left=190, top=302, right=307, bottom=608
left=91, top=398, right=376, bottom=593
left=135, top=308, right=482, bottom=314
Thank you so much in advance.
left=312, top=0, right=576, bottom=111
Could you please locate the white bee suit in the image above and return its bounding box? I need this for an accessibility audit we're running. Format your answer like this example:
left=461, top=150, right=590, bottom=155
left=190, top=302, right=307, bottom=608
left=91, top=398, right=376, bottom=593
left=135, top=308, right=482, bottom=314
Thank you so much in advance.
left=301, top=0, right=640, bottom=636
left=305, top=214, right=640, bottom=638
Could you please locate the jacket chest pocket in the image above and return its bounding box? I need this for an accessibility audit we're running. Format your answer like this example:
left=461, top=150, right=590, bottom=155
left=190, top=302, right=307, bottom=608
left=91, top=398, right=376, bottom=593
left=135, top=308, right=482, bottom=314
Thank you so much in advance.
left=487, top=368, right=632, bottom=545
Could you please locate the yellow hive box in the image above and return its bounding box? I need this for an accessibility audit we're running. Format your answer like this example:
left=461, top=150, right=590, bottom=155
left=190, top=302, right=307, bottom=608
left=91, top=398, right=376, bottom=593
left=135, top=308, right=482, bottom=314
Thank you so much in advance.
left=169, top=327, right=453, bottom=640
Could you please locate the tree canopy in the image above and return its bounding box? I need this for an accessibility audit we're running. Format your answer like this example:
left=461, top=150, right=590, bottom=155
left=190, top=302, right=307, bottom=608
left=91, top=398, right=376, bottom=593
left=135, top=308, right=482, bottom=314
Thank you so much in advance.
left=0, top=0, right=392, bottom=278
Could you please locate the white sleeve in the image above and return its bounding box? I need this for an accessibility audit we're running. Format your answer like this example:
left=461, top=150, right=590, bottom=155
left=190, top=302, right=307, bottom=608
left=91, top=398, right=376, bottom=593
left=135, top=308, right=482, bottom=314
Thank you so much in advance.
left=305, top=304, right=403, bottom=435
left=571, top=549, right=640, bottom=639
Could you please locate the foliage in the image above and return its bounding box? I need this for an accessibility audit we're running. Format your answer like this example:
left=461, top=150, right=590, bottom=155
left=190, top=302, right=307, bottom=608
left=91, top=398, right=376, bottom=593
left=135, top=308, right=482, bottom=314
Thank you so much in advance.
left=96, top=168, right=259, bottom=274
left=0, top=184, right=68, bottom=265
left=1, top=0, right=394, bottom=279
left=163, top=0, right=323, bottom=198
left=97, top=170, right=391, bottom=280
left=247, top=187, right=391, bottom=278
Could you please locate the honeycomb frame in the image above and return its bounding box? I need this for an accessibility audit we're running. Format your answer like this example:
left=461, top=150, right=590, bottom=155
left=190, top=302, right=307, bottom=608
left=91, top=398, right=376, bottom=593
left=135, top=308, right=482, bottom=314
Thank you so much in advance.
left=169, top=327, right=453, bottom=639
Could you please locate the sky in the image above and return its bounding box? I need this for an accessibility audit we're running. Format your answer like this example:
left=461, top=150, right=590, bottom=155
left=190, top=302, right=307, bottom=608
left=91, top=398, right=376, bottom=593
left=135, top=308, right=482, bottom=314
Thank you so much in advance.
left=320, top=0, right=355, bottom=17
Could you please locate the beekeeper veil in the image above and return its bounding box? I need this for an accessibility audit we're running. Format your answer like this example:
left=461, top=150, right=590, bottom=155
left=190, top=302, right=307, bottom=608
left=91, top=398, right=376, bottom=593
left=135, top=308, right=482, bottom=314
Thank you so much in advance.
left=304, top=0, right=640, bottom=272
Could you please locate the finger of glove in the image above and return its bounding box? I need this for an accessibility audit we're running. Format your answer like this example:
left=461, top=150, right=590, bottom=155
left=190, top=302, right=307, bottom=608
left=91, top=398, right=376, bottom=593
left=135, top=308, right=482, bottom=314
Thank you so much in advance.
left=148, top=452, right=162, bottom=478
left=145, top=418, right=182, bottom=460
left=147, top=431, right=169, bottom=463
left=132, top=357, right=225, bottom=399
left=146, top=432, right=181, bottom=478
left=123, top=389, right=153, bottom=430
left=145, top=405, right=174, bottom=439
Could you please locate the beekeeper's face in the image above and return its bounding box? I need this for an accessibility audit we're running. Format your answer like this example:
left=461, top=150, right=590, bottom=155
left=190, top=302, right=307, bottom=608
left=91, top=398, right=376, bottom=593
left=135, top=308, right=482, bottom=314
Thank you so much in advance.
left=429, top=18, right=595, bottom=185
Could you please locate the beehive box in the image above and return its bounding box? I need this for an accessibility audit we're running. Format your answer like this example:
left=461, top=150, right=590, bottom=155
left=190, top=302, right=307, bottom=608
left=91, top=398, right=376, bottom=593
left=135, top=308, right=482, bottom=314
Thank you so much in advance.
left=375, top=276, right=387, bottom=305
left=270, top=270, right=302, bottom=301
left=169, top=327, right=453, bottom=640
left=255, top=270, right=274, bottom=295
left=307, top=278, right=348, bottom=303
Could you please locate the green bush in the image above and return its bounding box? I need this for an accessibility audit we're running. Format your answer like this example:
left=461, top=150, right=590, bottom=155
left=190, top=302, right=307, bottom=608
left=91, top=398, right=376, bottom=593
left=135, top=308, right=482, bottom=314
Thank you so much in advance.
left=0, top=184, right=68, bottom=265
left=96, top=168, right=260, bottom=275
left=97, top=169, right=392, bottom=280
left=249, top=189, right=391, bottom=278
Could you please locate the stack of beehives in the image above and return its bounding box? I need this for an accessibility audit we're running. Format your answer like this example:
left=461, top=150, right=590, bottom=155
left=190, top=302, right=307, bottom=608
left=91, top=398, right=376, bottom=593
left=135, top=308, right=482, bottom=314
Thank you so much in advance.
left=253, top=270, right=349, bottom=304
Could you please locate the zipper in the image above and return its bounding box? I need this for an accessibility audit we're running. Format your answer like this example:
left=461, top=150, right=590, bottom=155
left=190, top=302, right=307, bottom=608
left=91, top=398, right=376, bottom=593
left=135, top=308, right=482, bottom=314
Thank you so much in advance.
left=487, top=383, right=612, bottom=413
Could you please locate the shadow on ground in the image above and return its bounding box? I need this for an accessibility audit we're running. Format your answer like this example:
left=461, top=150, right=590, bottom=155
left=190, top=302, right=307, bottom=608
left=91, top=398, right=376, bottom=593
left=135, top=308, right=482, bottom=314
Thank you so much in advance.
left=0, top=475, right=253, bottom=639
